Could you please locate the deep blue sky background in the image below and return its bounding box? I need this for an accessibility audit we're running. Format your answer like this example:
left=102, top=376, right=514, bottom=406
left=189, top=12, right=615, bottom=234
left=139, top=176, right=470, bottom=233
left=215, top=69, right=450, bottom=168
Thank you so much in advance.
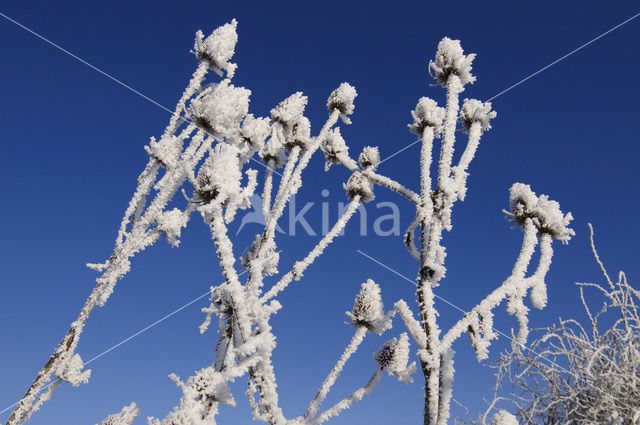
left=1, top=1, right=639, bottom=424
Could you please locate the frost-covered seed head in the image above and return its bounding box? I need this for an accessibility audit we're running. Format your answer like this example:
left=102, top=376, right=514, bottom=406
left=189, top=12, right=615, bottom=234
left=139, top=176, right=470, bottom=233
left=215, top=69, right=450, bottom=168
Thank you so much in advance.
left=344, top=171, right=374, bottom=203
left=327, top=83, right=357, bottom=124
left=321, top=128, right=349, bottom=169
left=190, top=80, right=250, bottom=140
left=193, top=20, right=239, bottom=78
left=408, top=97, right=445, bottom=136
left=429, top=37, right=477, bottom=87
left=270, top=92, right=308, bottom=127
left=284, top=116, right=311, bottom=150
left=459, top=98, right=496, bottom=133
left=144, top=135, right=183, bottom=169
left=195, top=144, right=242, bottom=204
left=239, top=114, right=270, bottom=153
left=155, top=208, right=187, bottom=247
left=346, top=279, right=389, bottom=334
left=375, top=333, right=410, bottom=375
left=508, top=183, right=575, bottom=243
left=358, top=146, right=380, bottom=170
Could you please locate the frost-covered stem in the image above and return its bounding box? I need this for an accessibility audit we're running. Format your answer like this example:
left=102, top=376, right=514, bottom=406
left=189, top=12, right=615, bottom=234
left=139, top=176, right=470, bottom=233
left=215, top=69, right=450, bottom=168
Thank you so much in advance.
left=455, top=122, right=481, bottom=180
left=304, top=326, right=368, bottom=419
left=436, top=348, right=455, bottom=425
left=262, top=160, right=275, bottom=219
left=161, top=61, right=208, bottom=140
left=313, top=368, right=382, bottom=425
left=115, top=160, right=161, bottom=247
left=437, top=75, right=462, bottom=191
left=418, top=216, right=443, bottom=425
left=394, top=300, right=427, bottom=351
left=364, top=170, right=420, bottom=205
left=207, top=204, right=251, bottom=340
left=440, top=220, right=539, bottom=349
left=404, top=211, right=422, bottom=261
left=271, top=146, right=301, bottom=219
left=420, top=126, right=435, bottom=204
left=261, top=196, right=361, bottom=302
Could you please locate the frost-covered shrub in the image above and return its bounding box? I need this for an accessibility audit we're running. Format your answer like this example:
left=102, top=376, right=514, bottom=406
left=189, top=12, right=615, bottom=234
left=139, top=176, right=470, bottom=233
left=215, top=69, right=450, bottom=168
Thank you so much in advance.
left=475, top=225, right=640, bottom=425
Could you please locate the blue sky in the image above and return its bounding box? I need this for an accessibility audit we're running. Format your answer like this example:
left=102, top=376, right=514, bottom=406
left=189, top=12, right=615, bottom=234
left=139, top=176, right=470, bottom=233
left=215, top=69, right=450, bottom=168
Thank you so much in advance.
left=1, top=1, right=639, bottom=424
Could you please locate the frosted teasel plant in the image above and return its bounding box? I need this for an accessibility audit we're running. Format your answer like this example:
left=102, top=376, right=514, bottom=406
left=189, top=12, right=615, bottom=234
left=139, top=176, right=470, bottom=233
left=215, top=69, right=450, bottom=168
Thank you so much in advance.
left=6, top=22, right=575, bottom=425
left=7, top=20, right=409, bottom=425
left=469, top=224, right=640, bottom=425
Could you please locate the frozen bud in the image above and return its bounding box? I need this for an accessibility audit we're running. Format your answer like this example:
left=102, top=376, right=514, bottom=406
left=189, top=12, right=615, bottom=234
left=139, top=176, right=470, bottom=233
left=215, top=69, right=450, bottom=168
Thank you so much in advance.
left=327, top=82, right=357, bottom=124
left=358, top=146, right=380, bottom=170
left=428, top=37, right=476, bottom=87
left=239, top=114, right=271, bottom=153
left=375, top=333, right=416, bottom=382
left=321, top=128, right=349, bottom=170
left=195, top=144, right=242, bottom=204
left=344, top=171, right=374, bottom=203
left=191, top=80, right=250, bottom=140
left=144, top=135, right=183, bottom=169
left=271, top=92, right=308, bottom=127
left=507, top=183, right=575, bottom=243
left=346, top=279, right=390, bottom=334
left=193, top=19, right=239, bottom=78
left=490, top=410, right=518, bottom=425
left=155, top=208, right=187, bottom=247
left=459, top=99, right=496, bottom=133
left=284, top=116, right=311, bottom=150
left=408, top=97, right=445, bottom=136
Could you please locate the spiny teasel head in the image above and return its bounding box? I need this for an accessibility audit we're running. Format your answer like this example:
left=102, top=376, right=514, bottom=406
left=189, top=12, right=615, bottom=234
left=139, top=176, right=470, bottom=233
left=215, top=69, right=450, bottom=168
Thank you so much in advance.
left=190, top=80, right=250, bottom=140
left=283, top=116, right=311, bottom=150
left=327, top=82, right=357, bottom=124
left=358, top=146, right=380, bottom=170
left=429, top=37, right=476, bottom=87
left=238, top=114, right=270, bottom=156
left=346, top=279, right=391, bottom=334
left=374, top=333, right=416, bottom=383
left=344, top=171, right=374, bottom=203
left=270, top=92, right=308, bottom=129
left=459, top=99, right=496, bottom=133
left=408, top=97, right=445, bottom=136
left=506, top=183, right=575, bottom=243
left=321, top=128, right=349, bottom=170
left=194, top=144, right=242, bottom=204
left=193, top=19, right=239, bottom=78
